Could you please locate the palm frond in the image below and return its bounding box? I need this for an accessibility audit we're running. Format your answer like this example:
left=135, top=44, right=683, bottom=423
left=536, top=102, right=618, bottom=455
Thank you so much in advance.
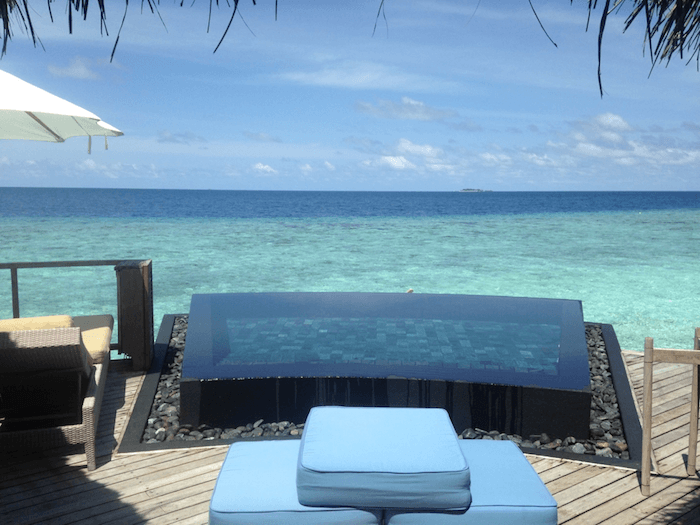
left=582, top=0, right=700, bottom=95
left=0, top=0, right=698, bottom=94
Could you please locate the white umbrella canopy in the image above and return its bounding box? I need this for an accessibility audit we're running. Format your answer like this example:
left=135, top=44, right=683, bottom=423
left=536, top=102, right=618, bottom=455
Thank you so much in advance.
left=0, top=69, right=123, bottom=147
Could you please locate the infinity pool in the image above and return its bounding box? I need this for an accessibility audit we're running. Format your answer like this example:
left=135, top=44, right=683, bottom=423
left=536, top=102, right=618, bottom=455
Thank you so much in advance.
left=181, top=293, right=592, bottom=438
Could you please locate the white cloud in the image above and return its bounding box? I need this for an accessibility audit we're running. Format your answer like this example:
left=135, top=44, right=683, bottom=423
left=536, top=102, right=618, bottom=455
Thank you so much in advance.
left=599, top=131, right=625, bottom=143
left=79, top=159, right=98, bottom=171
left=523, top=152, right=555, bottom=167
left=628, top=142, right=700, bottom=165
left=594, top=113, right=632, bottom=132
left=425, top=162, right=456, bottom=173
left=300, top=163, right=312, bottom=172
left=75, top=158, right=125, bottom=179
left=479, top=152, right=512, bottom=167
left=396, top=138, right=443, bottom=158
left=280, top=61, right=456, bottom=92
left=378, top=156, right=416, bottom=170
left=48, top=57, right=100, bottom=80
left=570, top=135, right=700, bottom=168
left=253, top=162, right=278, bottom=174
left=555, top=112, right=700, bottom=171
left=574, top=142, right=607, bottom=157
left=357, top=97, right=456, bottom=121
left=324, top=161, right=336, bottom=170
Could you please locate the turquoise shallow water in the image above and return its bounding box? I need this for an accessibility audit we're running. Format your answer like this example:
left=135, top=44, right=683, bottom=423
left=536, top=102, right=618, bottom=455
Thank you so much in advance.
left=1, top=206, right=697, bottom=352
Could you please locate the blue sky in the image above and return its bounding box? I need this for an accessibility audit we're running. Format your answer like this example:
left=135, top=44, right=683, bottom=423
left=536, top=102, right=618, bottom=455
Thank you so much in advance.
left=0, top=0, right=698, bottom=191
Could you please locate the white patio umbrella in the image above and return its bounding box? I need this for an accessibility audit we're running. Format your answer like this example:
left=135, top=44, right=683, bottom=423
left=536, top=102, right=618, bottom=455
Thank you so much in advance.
left=0, top=69, right=123, bottom=152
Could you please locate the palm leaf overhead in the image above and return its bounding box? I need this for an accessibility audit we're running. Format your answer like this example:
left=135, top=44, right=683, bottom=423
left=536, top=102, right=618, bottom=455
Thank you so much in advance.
left=0, top=0, right=698, bottom=92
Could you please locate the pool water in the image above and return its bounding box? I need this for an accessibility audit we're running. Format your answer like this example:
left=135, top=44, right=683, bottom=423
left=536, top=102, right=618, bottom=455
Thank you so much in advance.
left=222, top=317, right=561, bottom=376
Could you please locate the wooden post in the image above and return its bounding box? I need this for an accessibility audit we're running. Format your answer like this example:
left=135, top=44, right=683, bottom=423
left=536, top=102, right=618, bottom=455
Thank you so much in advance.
left=641, top=337, right=654, bottom=496
left=115, top=260, right=154, bottom=371
left=690, top=328, right=700, bottom=476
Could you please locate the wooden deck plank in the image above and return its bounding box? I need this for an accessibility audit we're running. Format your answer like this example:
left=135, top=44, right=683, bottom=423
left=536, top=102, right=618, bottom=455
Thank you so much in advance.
left=552, top=467, right=631, bottom=508
left=596, top=465, right=700, bottom=525
left=636, top=484, right=700, bottom=524
left=648, top=389, right=693, bottom=415
left=75, top=466, right=220, bottom=525
left=559, top=472, right=645, bottom=524
left=668, top=494, right=700, bottom=525
left=652, top=411, right=696, bottom=442
left=537, top=461, right=594, bottom=484
left=649, top=395, right=695, bottom=427
left=557, top=470, right=637, bottom=522
left=653, top=422, right=694, bottom=452
left=529, top=457, right=567, bottom=476
left=649, top=369, right=693, bottom=394
left=562, top=459, right=700, bottom=525
left=4, top=451, right=227, bottom=525
left=545, top=465, right=611, bottom=496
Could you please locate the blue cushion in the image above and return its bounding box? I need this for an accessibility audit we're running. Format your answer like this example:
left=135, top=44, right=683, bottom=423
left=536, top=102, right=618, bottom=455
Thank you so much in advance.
left=296, top=406, right=471, bottom=510
left=209, top=441, right=382, bottom=525
left=385, top=440, right=558, bottom=524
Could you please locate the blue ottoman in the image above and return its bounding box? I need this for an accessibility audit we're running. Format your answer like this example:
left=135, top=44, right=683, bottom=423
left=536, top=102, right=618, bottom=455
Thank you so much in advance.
left=296, top=406, right=471, bottom=510
left=385, top=440, right=558, bottom=524
left=209, top=440, right=382, bottom=525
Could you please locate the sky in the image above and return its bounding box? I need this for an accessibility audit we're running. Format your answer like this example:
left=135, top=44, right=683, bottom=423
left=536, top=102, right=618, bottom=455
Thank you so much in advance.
left=0, top=0, right=698, bottom=191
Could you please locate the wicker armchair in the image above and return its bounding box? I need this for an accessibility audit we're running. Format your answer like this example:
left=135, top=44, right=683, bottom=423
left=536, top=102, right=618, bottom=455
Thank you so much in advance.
left=0, top=315, right=113, bottom=471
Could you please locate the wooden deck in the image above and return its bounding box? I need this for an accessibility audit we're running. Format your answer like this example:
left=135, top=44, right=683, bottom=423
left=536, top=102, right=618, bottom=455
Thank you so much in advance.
left=2, top=352, right=700, bottom=524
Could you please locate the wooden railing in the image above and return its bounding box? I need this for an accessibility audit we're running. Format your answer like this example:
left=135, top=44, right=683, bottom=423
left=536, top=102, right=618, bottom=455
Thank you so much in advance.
left=641, top=328, right=700, bottom=496
left=0, top=259, right=154, bottom=371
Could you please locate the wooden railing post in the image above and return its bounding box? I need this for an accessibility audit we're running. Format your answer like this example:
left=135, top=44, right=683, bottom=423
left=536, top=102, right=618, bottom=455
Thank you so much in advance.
left=641, top=330, right=700, bottom=496
left=115, top=260, right=154, bottom=371
left=641, top=337, right=654, bottom=496
left=690, top=328, right=700, bottom=476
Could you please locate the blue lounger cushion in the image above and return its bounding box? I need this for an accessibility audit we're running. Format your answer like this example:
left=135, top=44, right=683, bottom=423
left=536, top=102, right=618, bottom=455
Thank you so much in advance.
left=209, top=441, right=382, bottom=525
left=385, top=440, right=558, bottom=525
left=296, top=406, right=471, bottom=510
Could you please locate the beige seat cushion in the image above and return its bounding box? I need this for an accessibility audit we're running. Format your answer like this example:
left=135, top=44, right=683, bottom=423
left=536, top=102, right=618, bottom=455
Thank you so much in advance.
left=0, top=315, right=74, bottom=332
left=73, top=315, right=114, bottom=364
left=0, top=326, right=93, bottom=376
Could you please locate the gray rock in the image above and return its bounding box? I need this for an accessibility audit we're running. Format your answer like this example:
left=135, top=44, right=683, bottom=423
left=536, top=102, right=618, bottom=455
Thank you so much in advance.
left=570, top=443, right=586, bottom=454
left=596, top=447, right=614, bottom=457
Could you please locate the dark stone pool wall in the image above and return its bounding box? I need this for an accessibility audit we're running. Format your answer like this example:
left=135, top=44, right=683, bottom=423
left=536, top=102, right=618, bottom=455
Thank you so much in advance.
left=182, top=369, right=592, bottom=440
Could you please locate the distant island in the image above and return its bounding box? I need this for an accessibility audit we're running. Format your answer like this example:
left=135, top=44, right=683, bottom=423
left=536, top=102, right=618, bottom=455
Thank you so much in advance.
left=459, top=189, right=492, bottom=192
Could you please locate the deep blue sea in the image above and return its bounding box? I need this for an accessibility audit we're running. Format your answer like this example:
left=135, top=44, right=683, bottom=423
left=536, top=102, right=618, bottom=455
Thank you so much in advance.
left=1, top=189, right=698, bottom=351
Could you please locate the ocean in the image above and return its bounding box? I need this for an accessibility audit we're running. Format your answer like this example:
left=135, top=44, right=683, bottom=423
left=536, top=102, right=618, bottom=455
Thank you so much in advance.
left=0, top=188, right=698, bottom=352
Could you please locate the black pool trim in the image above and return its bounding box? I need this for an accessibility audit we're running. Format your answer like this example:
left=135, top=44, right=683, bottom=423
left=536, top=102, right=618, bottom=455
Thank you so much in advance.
left=119, top=317, right=642, bottom=470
